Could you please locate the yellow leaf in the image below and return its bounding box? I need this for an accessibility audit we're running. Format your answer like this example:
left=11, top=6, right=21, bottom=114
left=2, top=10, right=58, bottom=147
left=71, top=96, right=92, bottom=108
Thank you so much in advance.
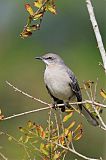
left=64, top=128, right=69, bottom=136
left=53, top=152, right=60, bottom=159
left=33, top=12, right=43, bottom=20
left=25, top=4, right=34, bottom=16
left=63, top=112, right=73, bottom=122
left=74, top=132, right=83, bottom=141
left=85, top=103, right=92, bottom=110
left=74, top=123, right=82, bottom=133
left=46, top=5, right=57, bottom=14
left=67, top=121, right=76, bottom=130
left=34, top=0, right=43, bottom=8
left=8, top=136, right=13, bottom=141
left=40, top=143, right=44, bottom=150
left=40, top=143, right=49, bottom=156
left=84, top=80, right=94, bottom=88
left=100, top=89, right=106, bottom=99
left=27, top=120, right=33, bottom=128
left=20, top=30, right=32, bottom=39
left=24, top=136, right=30, bottom=143
left=67, top=132, right=72, bottom=142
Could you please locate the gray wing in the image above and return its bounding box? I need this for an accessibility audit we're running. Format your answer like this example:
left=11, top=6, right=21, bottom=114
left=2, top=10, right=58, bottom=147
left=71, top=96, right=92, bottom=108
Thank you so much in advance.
left=66, top=67, right=99, bottom=126
left=66, top=67, right=82, bottom=105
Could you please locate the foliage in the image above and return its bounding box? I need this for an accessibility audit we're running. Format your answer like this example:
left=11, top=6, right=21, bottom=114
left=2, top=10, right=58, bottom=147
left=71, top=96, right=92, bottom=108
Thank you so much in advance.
left=16, top=110, right=83, bottom=160
left=20, top=0, right=57, bottom=38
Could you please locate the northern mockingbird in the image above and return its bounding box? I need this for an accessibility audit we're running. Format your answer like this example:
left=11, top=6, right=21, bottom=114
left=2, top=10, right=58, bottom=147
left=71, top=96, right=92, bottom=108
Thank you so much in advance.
left=35, top=53, right=99, bottom=126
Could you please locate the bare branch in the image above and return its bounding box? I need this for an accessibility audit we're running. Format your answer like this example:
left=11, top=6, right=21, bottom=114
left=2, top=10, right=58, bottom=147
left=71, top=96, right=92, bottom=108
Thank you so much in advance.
left=86, top=0, right=106, bottom=72
left=4, top=81, right=106, bottom=130
left=3, top=106, right=51, bottom=121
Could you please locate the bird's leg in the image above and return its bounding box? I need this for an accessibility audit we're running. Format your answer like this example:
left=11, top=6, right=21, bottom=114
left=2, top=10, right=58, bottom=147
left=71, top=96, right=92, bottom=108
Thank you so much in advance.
left=51, top=98, right=65, bottom=112
left=52, top=101, right=58, bottom=110
left=64, top=102, right=73, bottom=110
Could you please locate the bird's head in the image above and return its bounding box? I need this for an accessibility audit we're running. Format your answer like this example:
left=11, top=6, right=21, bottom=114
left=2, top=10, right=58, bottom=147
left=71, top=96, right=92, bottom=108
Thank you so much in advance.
left=35, top=53, right=64, bottom=66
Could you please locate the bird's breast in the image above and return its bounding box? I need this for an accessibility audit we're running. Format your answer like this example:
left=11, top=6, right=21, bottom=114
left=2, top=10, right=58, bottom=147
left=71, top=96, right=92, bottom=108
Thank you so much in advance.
left=44, top=65, right=74, bottom=100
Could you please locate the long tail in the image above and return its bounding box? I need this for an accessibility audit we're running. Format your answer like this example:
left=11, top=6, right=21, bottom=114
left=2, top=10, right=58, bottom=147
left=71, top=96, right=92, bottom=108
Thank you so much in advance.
left=80, top=104, right=99, bottom=126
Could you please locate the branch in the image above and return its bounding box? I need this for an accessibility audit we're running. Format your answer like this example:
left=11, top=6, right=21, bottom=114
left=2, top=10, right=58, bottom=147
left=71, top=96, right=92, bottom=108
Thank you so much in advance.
left=86, top=0, right=106, bottom=72
left=54, top=142, right=102, bottom=160
left=4, top=81, right=106, bottom=130
left=5, top=80, right=106, bottom=108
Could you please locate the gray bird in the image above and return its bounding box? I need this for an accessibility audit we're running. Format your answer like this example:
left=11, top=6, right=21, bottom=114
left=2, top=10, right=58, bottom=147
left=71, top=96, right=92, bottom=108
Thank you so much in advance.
left=35, top=53, right=99, bottom=126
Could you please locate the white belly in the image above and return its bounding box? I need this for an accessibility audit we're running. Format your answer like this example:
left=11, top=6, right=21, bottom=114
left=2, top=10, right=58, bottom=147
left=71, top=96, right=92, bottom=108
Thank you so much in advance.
left=44, top=65, right=74, bottom=100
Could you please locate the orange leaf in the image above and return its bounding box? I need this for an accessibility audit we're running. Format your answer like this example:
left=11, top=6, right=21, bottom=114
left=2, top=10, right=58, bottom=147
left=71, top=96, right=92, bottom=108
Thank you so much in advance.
left=41, top=131, right=46, bottom=139
left=59, top=136, right=64, bottom=145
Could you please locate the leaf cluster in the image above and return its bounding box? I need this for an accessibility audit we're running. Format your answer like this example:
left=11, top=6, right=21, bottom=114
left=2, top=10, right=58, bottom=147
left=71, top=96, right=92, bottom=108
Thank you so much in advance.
left=20, top=0, right=57, bottom=38
left=17, top=110, right=83, bottom=160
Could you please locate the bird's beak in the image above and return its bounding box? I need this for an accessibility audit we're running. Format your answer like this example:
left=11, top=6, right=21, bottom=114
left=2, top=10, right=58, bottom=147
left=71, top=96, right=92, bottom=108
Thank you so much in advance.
left=35, top=56, right=43, bottom=60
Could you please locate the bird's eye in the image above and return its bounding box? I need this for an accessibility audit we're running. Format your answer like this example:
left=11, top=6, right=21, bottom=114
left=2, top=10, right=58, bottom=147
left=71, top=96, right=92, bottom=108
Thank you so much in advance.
left=45, top=57, right=53, bottom=60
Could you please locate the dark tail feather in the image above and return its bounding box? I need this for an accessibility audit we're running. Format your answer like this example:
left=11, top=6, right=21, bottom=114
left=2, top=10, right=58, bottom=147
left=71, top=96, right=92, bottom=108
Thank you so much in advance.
left=79, top=104, right=99, bottom=126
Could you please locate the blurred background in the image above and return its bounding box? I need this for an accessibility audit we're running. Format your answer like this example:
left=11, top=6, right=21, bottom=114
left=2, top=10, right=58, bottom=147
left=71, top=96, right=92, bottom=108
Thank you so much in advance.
left=0, top=0, right=106, bottom=159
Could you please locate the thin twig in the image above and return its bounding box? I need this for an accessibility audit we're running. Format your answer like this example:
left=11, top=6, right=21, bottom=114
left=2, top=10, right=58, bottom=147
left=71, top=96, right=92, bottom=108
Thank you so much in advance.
left=94, top=78, right=98, bottom=101
left=0, top=152, right=8, bottom=160
left=86, top=0, right=106, bottom=72
left=6, top=81, right=49, bottom=106
left=53, top=112, right=60, bottom=140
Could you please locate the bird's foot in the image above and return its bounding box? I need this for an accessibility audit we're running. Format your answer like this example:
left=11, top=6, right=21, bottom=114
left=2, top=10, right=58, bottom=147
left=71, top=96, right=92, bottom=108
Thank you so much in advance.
left=51, top=102, right=58, bottom=110
left=51, top=102, right=65, bottom=112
